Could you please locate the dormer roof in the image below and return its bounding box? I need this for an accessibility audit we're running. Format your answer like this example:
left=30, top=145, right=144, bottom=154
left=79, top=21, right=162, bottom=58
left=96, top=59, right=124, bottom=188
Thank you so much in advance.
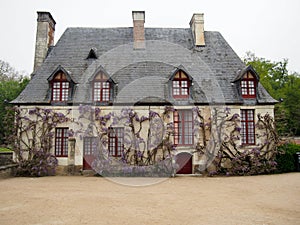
left=233, top=65, right=260, bottom=83
left=47, top=65, right=77, bottom=83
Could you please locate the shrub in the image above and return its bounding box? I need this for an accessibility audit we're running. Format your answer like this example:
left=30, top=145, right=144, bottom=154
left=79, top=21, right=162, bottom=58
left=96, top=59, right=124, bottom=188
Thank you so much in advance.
left=15, top=149, right=58, bottom=177
left=276, top=143, right=300, bottom=173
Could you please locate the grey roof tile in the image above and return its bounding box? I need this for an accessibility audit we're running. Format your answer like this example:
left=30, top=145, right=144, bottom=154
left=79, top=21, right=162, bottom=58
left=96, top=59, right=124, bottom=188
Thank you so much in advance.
left=12, top=27, right=277, bottom=105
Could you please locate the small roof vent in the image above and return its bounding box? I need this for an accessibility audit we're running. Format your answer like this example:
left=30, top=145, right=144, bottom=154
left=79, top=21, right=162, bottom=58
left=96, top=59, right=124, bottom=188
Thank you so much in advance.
left=86, top=48, right=98, bottom=59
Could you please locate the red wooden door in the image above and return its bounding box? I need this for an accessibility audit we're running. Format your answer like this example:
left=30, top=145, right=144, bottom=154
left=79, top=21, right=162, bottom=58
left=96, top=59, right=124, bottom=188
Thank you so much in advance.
left=83, top=154, right=95, bottom=170
left=176, top=152, right=192, bottom=174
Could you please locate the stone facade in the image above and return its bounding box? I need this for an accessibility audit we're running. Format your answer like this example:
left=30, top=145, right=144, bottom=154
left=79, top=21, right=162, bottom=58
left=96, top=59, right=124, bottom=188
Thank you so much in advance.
left=16, top=104, right=275, bottom=174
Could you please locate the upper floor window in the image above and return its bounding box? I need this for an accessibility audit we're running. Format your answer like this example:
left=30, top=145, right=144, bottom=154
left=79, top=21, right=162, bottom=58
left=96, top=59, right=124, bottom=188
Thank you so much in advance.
left=51, top=71, right=70, bottom=102
left=173, top=110, right=194, bottom=145
left=93, top=72, right=110, bottom=103
left=241, top=109, right=255, bottom=145
left=172, top=70, right=190, bottom=99
left=241, top=72, right=256, bottom=98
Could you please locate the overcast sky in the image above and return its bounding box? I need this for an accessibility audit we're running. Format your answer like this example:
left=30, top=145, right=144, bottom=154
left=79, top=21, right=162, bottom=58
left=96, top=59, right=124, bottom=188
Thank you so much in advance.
left=1, top=0, right=300, bottom=74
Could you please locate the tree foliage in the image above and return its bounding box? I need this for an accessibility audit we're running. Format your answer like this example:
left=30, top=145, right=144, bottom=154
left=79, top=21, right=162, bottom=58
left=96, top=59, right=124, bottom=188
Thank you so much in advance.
left=0, top=60, right=29, bottom=145
left=243, top=52, right=300, bottom=136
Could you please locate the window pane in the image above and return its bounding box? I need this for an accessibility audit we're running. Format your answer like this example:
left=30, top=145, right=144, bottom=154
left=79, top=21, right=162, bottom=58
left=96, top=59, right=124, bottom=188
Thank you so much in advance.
left=62, top=89, right=69, bottom=101
left=249, top=88, right=255, bottom=95
left=181, top=81, right=188, bottom=87
left=173, top=81, right=179, bottom=87
left=241, top=81, right=247, bottom=87
left=247, top=110, right=254, bottom=120
left=102, top=89, right=109, bottom=101
left=94, top=90, right=101, bottom=101
left=241, top=88, right=247, bottom=95
left=181, top=88, right=188, bottom=95
left=241, top=110, right=246, bottom=120
left=173, top=88, right=180, bottom=95
left=62, top=82, right=69, bottom=88
left=184, top=111, right=192, bottom=120
left=94, top=82, right=101, bottom=88
left=53, top=82, right=61, bottom=88
left=102, top=82, right=109, bottom=88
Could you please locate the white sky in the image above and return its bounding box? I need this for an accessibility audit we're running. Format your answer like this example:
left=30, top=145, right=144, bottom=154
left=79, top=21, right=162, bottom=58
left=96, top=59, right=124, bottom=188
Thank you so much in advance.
left=1, top=0, right=300, bottom=74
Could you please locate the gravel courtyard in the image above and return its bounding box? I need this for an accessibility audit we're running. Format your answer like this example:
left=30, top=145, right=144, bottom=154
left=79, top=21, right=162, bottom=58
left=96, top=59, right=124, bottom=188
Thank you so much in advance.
left=0, top=173, right=299, bottom=225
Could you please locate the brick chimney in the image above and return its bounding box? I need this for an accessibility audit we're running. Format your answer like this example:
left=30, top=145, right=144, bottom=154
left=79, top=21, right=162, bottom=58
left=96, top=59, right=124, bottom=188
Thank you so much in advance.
left=33, top=12, right=56, bottom=72
left=132, top=11, right=145, bottom=49
left=189, top=13, right=205, bottom=46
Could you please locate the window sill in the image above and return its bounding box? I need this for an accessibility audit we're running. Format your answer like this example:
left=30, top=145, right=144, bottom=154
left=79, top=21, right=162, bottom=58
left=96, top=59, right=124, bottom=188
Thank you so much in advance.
left=242, top=96, right=256, bottom=99
left=240, top=144, right=257, bottom=148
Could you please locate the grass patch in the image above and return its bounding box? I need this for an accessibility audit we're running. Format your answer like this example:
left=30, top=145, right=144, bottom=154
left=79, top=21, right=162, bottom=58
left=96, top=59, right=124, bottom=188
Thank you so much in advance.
left=0, top=147, right=13, bottom=153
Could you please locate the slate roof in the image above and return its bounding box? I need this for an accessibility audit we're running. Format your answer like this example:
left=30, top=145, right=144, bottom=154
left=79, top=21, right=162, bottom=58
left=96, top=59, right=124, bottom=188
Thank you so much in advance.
left=12, top=26, right=277, bottom=105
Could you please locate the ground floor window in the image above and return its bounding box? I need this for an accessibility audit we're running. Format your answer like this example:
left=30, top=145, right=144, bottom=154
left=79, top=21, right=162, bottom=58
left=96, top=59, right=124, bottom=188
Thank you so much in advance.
left=83, top=137, right=99, bottom=155
left=174, top=110, right=193, bottom=145
left=241, top=109, right=255, bottom=145
left=55, top=128, right=69, bottom=157
left=108, top=127, right=124, bottom=157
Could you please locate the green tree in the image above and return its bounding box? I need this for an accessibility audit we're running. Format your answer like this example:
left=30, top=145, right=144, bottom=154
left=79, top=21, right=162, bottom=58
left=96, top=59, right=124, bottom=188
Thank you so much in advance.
left=0, top=60, right=29, bottom=145
left=243, top=52, right=300, bottom=136
left=281, top=74, right=300, bottom=135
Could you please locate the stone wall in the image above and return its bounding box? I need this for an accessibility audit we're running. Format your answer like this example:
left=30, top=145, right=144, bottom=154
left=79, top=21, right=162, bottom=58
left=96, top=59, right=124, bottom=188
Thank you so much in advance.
left=0, top=152, right=13, bottom=166
left=16, top=105, right=276, bottom=174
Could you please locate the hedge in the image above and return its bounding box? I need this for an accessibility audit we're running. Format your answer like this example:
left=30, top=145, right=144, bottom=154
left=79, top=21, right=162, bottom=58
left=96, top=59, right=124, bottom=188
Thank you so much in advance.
left=276, top=143, right=300, bottom=173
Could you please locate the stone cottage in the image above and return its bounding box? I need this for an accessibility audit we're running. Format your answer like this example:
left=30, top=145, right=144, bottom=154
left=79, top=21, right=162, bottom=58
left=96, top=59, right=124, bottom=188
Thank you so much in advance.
left=12, top=11, right=277, bottom=175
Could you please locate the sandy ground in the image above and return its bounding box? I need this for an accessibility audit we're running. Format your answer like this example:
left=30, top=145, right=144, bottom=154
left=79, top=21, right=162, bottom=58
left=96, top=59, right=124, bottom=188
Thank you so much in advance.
left=0, top=173, right=300, bottom=225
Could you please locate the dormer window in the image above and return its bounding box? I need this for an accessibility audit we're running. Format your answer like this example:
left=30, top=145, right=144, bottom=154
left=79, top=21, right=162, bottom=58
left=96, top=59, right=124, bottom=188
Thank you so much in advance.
left=172, top=70, right=190, bottom=99
left=241, top=72, right=256, bottom=98
left=93, top=71, right=110, bottom=103
left=48, top=66, right=75, bottom=104
left=51, top=71, right=70, bottom=102
left=233, top=65, right=259, bottom=99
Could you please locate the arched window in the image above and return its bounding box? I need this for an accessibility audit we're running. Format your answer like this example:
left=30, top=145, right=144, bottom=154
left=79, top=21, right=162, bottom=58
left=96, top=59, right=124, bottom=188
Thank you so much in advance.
left=51, top=71, right=70, bottom=102
left=241, top=72, right=256, bottom=98
left=93, top=72, right=110, bottom=102
left=172, top=70, right=190, bottom=98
